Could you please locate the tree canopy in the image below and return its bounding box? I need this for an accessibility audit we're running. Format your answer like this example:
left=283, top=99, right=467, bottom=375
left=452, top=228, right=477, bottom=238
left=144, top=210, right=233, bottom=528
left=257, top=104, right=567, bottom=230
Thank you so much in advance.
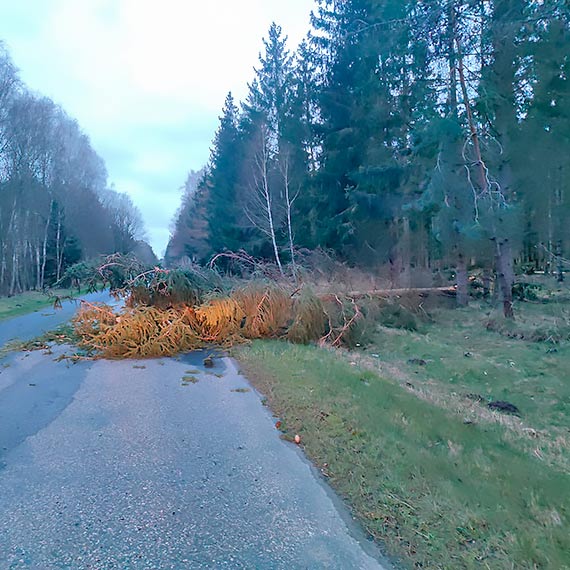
left=166, top=1, right=569, bottom=315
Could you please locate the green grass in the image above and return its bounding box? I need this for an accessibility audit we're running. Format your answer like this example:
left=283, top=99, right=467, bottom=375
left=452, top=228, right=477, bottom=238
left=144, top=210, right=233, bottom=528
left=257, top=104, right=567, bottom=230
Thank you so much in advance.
left=236, top=308, right=570, bottom=569
left=0, top=288, right=80, bottom=321
left=366, top=301, right=570, bottom=454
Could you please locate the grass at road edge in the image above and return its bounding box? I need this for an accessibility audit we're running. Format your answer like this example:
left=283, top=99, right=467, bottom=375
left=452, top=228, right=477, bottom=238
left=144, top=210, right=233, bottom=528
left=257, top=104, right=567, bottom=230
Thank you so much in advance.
left=0, top=289, right=82, bottom=322
left=235, top=340, right=569, bottom=570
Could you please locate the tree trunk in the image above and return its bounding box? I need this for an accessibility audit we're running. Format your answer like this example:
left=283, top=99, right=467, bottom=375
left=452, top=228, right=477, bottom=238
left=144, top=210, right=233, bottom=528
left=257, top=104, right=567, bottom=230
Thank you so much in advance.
left=56, top=214, right=63, bottom=282
left=282, top=155, right=298, bottom=282
left=35, top=245, right=41, bottom=290
left=10, top=249, right=18, bottom=296
left=389, top=246, right=402, bottom=289
left=247, top=125, right=284, bottom=276
left=457, top=45, right=514, bottom=318
left=482, top=268, right=491, bottom=298
left=268, top=208, right=283, bottom=276
left=456, top=252, right=469, bottom=307
left=400, top=217, right=412, bottom=288
left=495, top=238, right=514, bottom=319
left=556, top=239, right=564, bottom=283
left=0, top=248, right=5, bottom=292
left=5, top=194, right=18, bottom=294
left=40, top=204, right=51, bottom=288
left=261, top=168, right=283, bottom=276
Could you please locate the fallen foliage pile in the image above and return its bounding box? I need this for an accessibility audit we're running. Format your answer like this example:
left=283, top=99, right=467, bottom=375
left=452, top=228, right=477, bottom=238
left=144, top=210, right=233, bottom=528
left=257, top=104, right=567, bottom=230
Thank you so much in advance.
left=68, top=254, right=438, bottom=358
left=72, top=284, right=359, bottom=358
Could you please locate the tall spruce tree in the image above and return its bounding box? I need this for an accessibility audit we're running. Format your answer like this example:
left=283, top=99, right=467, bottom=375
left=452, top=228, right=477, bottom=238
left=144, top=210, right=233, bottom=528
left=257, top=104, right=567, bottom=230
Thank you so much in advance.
left=246, top=22, right=293, bottom=151
left=207, top=92, right=242, bottom=254
left=239, top=23, right=297, bottom=270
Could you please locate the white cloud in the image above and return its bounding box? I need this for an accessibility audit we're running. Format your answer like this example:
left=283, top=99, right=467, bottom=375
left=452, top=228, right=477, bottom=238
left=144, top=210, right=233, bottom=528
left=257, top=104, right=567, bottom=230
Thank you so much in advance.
left=0, top=0, right=315, bottom=256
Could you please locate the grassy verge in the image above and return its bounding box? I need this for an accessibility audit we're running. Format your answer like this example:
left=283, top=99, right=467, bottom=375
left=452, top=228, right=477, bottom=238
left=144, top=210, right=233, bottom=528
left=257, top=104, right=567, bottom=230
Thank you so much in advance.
left=0, top=288, right=81, bottom=322
left=235, top=337, right=570, bottom=569
left=359, top=300, right=570, bottom=472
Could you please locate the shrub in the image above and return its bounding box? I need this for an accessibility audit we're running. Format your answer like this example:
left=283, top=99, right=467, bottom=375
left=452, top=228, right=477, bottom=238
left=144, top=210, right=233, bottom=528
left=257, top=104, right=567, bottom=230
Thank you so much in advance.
left=378, top=303, right=421, bottom=331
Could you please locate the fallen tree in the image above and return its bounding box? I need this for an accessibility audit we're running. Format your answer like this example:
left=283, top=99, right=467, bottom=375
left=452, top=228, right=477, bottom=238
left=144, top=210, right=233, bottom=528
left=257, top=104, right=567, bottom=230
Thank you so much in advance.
left=65, top=254, right=443, bottom=358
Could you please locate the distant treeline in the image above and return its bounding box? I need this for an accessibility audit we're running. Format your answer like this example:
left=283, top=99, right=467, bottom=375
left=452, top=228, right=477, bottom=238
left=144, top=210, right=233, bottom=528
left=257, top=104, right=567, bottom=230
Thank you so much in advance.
left=167, top=0, right=569, bottom=317
left=0, top=42, right=150, bottom=296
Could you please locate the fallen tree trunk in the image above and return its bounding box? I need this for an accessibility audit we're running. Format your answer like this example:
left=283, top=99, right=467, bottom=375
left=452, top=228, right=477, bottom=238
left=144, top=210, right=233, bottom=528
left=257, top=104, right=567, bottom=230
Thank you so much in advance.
left=320, top=287, right=456, bottom=302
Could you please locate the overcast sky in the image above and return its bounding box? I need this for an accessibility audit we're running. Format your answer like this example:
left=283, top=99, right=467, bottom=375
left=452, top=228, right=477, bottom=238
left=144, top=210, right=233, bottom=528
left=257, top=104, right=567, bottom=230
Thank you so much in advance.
left=0, top=0, right=316, bottom=256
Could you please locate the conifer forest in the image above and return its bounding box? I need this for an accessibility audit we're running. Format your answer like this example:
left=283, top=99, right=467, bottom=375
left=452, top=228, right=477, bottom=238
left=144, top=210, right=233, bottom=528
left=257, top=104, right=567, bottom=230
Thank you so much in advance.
left=167, top=1, right=569, bottom=318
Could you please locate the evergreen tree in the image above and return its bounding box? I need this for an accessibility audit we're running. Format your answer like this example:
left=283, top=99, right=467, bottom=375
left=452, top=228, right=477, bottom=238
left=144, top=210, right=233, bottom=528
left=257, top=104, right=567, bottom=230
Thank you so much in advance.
left=246, top=22, right=293, bottom=152
left=166, top=0, right=570, bottom=313
left=514, top=3, right=570, bottom=277
left=207, top=92, right=243, bottom=253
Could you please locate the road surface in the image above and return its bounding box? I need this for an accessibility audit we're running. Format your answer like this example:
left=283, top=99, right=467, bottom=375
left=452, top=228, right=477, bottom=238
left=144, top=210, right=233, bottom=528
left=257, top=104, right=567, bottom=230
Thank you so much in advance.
left=0, top=305, right=390, bottom=569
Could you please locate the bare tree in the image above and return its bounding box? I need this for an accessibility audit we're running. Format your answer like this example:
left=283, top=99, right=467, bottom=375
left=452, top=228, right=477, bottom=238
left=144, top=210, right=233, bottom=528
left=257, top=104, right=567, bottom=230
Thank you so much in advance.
left=100, top=187, right=146, bottom=252
left=244, top=123, right=284, bottom=275
left=0, top=44, right=147, bottom=294
left=280, top=150, right=300, bottom=281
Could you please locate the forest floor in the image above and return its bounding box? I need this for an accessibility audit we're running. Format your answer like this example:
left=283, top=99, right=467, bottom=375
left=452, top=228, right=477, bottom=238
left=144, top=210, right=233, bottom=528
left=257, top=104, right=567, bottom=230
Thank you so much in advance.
left=0, top=288, right=81, bottom=322
left=235, top=287, right=570, bottom=569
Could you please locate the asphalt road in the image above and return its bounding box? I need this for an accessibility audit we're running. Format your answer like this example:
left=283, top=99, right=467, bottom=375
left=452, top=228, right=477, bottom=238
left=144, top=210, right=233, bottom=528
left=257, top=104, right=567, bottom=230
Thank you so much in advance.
left=0, top=307, right=389, bottom=569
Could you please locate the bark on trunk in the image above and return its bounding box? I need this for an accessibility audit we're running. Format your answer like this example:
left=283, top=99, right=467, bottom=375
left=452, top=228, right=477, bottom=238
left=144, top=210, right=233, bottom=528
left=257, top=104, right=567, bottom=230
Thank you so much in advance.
left=40, top=205, right=51, bottom=288
left=495, top=238, right=514, bottom=319
left=389, top=248, right=402, bottom=289
left=400, top=217, right=412, bottom=289
left=263, top=182, right=283, bottom=276
left=282, top=157, right=297, bottom=282
left=35, top=245, right=41, bottom=290
left=0, top=250, right=5, bottom=291
left=456, top=253, right=469, bottom=307
left=10, top=250, right=18, bottom=296
left=556, top=239, right=564, bottom=283
left=482, top=268, right=491, bottom=298
left=56, top=215, right=64, bottom=282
